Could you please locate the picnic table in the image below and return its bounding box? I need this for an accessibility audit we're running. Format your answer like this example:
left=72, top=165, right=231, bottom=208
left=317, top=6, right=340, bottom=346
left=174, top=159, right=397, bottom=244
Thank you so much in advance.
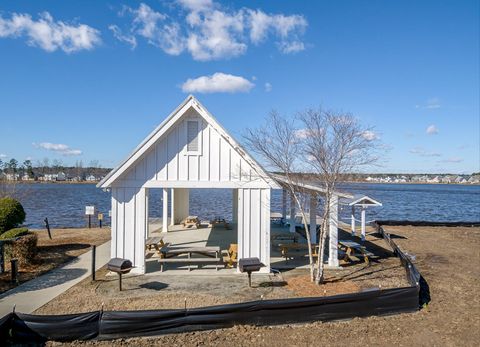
left=271, top=232, right=299, bottom=243
left=278, top=243, right=319, bottom=260
left=338, top=240, right=374, bottom=265
left=182, top=216, right=200, bottom=229
left=145, top=236, right=165, bottom=253
left=210, top=217, right=231, bottom=230
left=158, top=245, right=222, bottom=271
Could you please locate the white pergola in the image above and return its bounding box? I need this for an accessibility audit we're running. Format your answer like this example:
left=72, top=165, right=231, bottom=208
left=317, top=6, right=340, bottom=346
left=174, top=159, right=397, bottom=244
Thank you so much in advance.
left=272, top=174, right=353, bottom=267
left=345, top=195, right=382, bottom=241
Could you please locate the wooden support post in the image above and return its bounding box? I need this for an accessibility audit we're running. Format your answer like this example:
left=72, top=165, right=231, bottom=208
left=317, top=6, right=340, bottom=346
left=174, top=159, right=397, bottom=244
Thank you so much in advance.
left=289, top=192, right=296, bottom=233
left=91, top=245, right=96, bottom=281
left=361, top=207, right=366, bottom=241
left=162, top=188, right=168, bottom=233
left=351, top=206, right=356, bottom=236
left=309, top=194, right=317, bottom=243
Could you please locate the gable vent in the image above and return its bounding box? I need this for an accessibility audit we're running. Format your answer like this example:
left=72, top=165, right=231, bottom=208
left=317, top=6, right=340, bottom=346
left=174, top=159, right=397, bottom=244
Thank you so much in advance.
left=187, top=120, right=199, bottom=152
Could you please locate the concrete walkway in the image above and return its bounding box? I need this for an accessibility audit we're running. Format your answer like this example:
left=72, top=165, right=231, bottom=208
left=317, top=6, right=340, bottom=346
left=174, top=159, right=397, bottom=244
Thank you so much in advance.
left=0, top=241, right=111, bottom=318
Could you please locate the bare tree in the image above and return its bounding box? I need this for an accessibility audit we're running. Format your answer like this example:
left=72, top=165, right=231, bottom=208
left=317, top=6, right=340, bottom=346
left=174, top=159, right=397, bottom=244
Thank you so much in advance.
left=243, top=111, right=317, bottom=281
left=299, top=108, right=379, bottom=284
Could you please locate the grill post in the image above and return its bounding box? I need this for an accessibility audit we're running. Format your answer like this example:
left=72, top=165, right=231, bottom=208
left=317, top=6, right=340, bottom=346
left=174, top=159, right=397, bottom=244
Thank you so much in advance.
left=119, top=273, right=122, bottom=291
left=247, top=271, right=252, bottom=288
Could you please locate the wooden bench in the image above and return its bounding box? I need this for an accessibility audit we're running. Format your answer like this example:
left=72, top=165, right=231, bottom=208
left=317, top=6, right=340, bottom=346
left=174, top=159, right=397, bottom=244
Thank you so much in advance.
left=145, top=236, right=165, bottom=254
left=158, top=257, right=222, bottom=272
left=222, top=243, right=238, bottom=268
left=278, top=243, right=319, bottom=260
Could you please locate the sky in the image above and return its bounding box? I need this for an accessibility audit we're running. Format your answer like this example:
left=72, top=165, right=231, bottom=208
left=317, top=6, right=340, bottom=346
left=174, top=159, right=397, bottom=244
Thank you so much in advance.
left=0, top=0, right=478, bottom=174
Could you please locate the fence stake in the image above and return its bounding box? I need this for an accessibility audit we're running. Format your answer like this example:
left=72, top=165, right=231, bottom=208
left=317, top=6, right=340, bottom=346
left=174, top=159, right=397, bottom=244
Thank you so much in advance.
left=11, top=259, right=18, bottom=285
left=0, top=241, right=4, bottom=274
left=91, top=245, right=96, bottom=281
left=44, top=217, right=52, bottom=240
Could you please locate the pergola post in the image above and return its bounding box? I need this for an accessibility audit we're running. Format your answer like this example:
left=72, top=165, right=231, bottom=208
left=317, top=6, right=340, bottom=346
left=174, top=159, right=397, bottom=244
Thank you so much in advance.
left=361, top=207, right=366, bottom=241
left=170, top=188, right=175, bottom=226
left=289, top=192, right=296, bottom=233
left=162, top=188, right=168, bottom=233
left=328, top=195, right=339, bottom=267
left=351, top=205, right=356, bottom=236
left=282, top=188, right=287, bottom=224
left=309, top=194, right=317, bottom=243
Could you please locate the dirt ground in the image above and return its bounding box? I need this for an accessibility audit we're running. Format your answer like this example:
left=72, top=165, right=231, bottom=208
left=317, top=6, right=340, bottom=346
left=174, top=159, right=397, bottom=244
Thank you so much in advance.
left=0, top=227, right=110, bottom=293
left=36, top=228, right=407, bottom=314
left=43, top=226, right=480, bottom=346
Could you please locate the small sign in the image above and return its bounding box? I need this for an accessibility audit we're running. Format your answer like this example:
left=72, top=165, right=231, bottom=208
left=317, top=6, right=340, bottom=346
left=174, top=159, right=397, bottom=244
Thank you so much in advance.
left=98, top=213, right=103, bottom=221
left=108, top=210, right=111, bottom=217
left=85, top=206, right=95, bottom=215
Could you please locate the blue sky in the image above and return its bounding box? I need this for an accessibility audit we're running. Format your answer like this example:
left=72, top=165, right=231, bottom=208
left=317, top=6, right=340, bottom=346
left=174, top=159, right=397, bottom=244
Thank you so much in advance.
left=0, top=0, right=478, bottom=174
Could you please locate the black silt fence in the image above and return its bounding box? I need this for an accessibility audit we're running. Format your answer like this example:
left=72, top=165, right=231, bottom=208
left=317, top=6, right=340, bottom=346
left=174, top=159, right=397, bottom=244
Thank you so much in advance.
left=0, top=221, right=426, bottom=344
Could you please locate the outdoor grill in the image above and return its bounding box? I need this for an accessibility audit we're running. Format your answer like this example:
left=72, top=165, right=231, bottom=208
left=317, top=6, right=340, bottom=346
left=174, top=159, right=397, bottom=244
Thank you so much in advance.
left=238, top=257, right=264, bottom=287
left=107, top=258, right=133, bottom=291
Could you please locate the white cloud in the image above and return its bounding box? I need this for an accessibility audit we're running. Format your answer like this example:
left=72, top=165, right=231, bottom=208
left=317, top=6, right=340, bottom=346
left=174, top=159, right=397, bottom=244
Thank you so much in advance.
left=416, top=97, right=441, bottom=110
left=426, top=124, right=439, bottom=135
left=181, top=73, right=254, bottom=93
left=409, top=147, right=441, bottom=157
left=0, top=154, right=7, bottom=159
left=361, top=130, right=379, bottom=141
left=438, top=157, right=463, bottom=163
left=264, top=82, right=272, bottom=92
left=34, top=142, right=82, bottom=156
left=110, top=2, right=308, bottom=61
left=109, top=24, right=137, bottom=49
left=294, top=128, right=313, bottom=139
left=0, top=11, right=101, bottom=53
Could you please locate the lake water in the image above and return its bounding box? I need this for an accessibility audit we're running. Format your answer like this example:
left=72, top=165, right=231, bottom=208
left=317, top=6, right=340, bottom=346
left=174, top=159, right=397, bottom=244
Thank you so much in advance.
left=12, top=183, right=480, bottom=229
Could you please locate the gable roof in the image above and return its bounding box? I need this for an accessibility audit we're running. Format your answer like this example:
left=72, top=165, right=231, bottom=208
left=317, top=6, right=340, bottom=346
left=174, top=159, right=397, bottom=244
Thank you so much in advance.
left=97, top=95, right=280, bottom=189
left=270, top=174, right=353, bottom=199
left=343, top=194, right=382, bottom=207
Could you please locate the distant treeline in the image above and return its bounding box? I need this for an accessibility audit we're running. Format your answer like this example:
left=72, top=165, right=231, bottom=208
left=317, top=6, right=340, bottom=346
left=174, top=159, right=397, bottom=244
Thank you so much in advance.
left=0, top=158, right=112, bottom=180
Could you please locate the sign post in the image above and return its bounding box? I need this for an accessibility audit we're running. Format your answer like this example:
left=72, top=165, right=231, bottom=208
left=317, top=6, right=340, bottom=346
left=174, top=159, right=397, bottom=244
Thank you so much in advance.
left=85, top=206, right=95, bottom=228
left=98, top=213, right=103, bottom=228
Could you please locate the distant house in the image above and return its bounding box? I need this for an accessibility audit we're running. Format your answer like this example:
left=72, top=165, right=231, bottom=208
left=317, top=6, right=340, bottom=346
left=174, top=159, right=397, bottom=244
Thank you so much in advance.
left=86, top=175, right=97, bottom=182
left=21, top=173, right=34, bottom=181
left=5, top=173, right=19, bottom=181
left=56, top=172, right=67, bottom=181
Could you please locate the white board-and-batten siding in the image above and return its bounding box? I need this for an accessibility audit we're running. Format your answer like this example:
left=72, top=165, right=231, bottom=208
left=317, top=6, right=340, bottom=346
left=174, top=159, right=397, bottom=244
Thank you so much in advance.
left=114, top=113, right=265, bottom=189
left=237, top=188, right=271, bottom=272
left=111, top=187, right=147, bottom=273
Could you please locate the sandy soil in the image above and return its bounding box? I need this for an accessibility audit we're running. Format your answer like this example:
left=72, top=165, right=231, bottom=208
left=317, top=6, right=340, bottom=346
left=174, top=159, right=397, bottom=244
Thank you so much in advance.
left=43, top=226, right=480, bottom=346
left=36, top=228, right=407, bottom=314
left=0, top=227, right=110, bottom=293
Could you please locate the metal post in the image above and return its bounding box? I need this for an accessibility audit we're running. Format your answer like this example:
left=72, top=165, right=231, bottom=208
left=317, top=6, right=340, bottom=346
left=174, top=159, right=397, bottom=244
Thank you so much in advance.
left=99, top=219, right=102, bottom=228
left=248, top=271, right=252, bottom=288
left=11, top=259, right=18, bottom=285
left=0, top=242, right=4, bottom=274
left=119, top=273, right=122, bottom=291
left=91, top=245, right=96, bottom=281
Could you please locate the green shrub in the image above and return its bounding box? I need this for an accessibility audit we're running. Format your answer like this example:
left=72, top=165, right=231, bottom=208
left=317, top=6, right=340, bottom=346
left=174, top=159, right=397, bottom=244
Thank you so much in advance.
left=0, top=227, right=29, bottom=240
left=0, top=197, right=26, bottom=233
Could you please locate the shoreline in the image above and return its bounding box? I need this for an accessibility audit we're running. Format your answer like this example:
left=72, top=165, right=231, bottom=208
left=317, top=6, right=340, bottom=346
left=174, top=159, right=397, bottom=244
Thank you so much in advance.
left=4, top=180, right=479, bottom=186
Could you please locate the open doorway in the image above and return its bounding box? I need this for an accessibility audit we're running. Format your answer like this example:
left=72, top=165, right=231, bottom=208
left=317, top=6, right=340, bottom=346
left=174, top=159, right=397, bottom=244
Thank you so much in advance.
left=145, top=188, right=238, bottom=273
